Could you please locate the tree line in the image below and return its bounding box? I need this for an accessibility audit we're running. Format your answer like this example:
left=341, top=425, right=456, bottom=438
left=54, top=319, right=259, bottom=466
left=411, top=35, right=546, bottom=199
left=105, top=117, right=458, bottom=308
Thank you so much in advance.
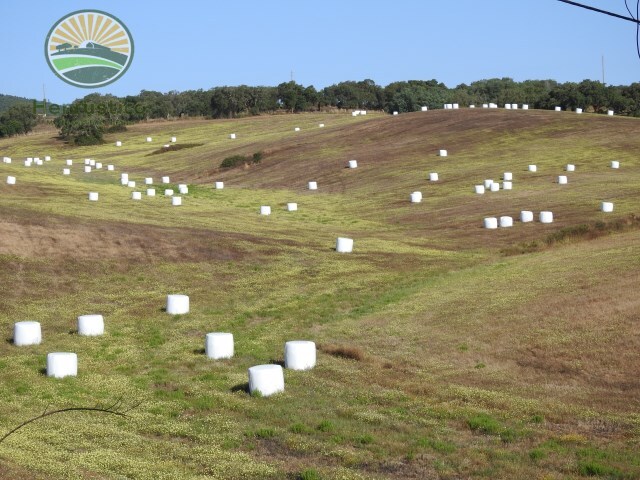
left=4, top=77, right=640, bottom=143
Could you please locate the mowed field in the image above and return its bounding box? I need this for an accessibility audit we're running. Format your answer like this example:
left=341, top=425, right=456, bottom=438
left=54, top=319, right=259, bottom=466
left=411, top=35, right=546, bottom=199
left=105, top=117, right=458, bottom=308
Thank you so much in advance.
left=0, top=109, right=639, bottom=479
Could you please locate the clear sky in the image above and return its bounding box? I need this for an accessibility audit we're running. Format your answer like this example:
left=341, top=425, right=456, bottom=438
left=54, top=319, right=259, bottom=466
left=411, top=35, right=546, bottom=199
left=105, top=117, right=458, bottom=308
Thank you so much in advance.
left=1, top=0, right=639, bottom=104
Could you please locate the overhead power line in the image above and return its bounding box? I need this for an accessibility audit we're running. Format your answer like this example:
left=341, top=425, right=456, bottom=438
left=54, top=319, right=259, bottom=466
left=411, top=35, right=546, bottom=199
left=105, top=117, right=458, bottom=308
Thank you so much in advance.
left=556, top=0, right=640, bottom=24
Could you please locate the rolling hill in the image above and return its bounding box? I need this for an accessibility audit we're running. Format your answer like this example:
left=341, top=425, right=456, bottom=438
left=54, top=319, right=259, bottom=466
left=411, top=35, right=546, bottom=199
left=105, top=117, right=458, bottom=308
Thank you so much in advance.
left=0, top=109, right=638, bottom=479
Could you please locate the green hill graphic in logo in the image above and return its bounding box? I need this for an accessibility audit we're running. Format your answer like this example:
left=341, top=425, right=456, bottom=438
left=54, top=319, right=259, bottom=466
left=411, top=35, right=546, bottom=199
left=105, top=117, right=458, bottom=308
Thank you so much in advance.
left=45, top=10, right=134, bottom=88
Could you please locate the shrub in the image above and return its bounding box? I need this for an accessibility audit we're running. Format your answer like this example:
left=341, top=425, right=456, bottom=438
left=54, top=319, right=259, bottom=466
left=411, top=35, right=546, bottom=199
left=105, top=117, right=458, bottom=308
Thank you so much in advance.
left=252, top=151, right=263, bottom=163
left=316, top=420, right=334, bottom=432
left=467, top=413, right=517, bottom=442
left=220, top=154, right=246, bottom=169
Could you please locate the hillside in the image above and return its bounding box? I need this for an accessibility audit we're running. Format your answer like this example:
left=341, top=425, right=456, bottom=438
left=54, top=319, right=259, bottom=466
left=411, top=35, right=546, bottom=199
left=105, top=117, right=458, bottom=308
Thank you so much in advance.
left=0, top=94, right=33, bottom=113
left=0, top=109, right=639, bottom=479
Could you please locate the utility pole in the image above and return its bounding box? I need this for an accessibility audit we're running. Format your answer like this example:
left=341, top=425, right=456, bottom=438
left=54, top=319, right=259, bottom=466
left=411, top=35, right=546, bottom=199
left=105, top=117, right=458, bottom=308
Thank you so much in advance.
left=290, top=70, right=294, bottom=82
left=601, top=55, right=606, bottom=86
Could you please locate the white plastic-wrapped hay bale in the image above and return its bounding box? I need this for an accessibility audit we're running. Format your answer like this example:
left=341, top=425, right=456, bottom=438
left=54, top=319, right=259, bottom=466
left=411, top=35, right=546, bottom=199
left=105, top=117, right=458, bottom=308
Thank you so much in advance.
left=7, top=176, right=16, bottom=185
left=522, top=104, right=529, bottom=110
left=348, top=160, right=358, bottom=169
left=147, top=188, right=156, bottom=197
left=284, top=341, right=316, bottom=370
left=429, top=172, right=439, bottom=181
left=13, top=321, right=41, bottom=346
left=287, top=202, right=297, bottom=211
left=528, top=165, right=537, bottom=172
left=555, top=106, right=561, bottom=111
left=453, top=103, right=459, bottom=109
left=166, top=294, right=189, bottom=314
left=121, top=173, right=129, bottom=185
left=361, top=110, right=367, bottom=115
left=107, top=164, right=114, bottom=171
left=474, top=185, right=485, bottom=194
left=163, top=144, right=170, bottom=148
left=607, top=110, right=614, bottom=116
left=260, top=205, right=271, bottom=215
left=229, top=133, right=236, bottom=139
left=145, top=177, right=153, bottom=185
left=490, top=182, right=500, bottom=192
left=503, top=172, right=513, bottom=181
left=35, top=159, right=43, bottom=166
left=469, top=104, right=475, bottom=108
left=539, top=211, right=554, bottom=223
left=308, top=181, right=318, bottom=190
left=3, top=157, right=11, bottom=163
left=351, top=111, right=359, bottom=117
left=47, top=352, right=77, bottom=378
left=566, top=164, right=575, bottom=172
left=336, top=237, right=353, bottom=253
left=444, top=104, right=453, bottom=109
left=294, top=127, right=300, bottom=131
left=132, top=191, right=142, bottom=200
left=611, top=161, right=620, bottom=169
left=205, top=332, right=234, bottom=360
left=116, top=140, right=122, bottom=147
left=393, top=111, right=398, bottom=115
left=171, top=136, right=177, bottom=143
left=601, top=202, right=614, bottom=212
left=499, top=216, right=513, bottom=228
left=576, top=108, right=583, bottom=114
left=484, top=179, right=494, bottom=189
left=489, top=103, right=498, bottom=108
left=162, top=176, right=170, bottom=184
left=77, top=314, right=104, bottom=336
left=511, top=103, right=518, bottom=109
left=215, top=181, right=224, bottom=189
left=89, top=159, right=96, bottom=166
left=172, top=196, right=182, bottom=206
left=410, top=191, right=422, bottom=203
left=421, top=106, right=428, bottom=111
left=179, top=186, right=188, bottom=195
left=482, top=103, right=489, bottom=108
left=95, top=163, right=102, bottom=169
left=45, top=156, right=51, bottom=162
left=438, top=149, right=448, bottom=157
left=503, top=181, right=512, bottom=190
left=505, top=103, right=512, bottom=110
left=164, top=188, right=174, bottom=196
left=24, top=160, right=31, bottom=167
left=84, top=166, right=92, bottom=173
left=557, top=175, right=568, bottom=185
left=319, top=123, right=325, bottom=127
left=84, top=159, right=90, bottom=165
left=146, top=137, right=152, bottom=142
left=520, top=210, right=534, bottom=223
left=248, top=364, right=284, bottom=397
left=127, top=181, right=136, bottom=188
left=62, top=169, right=70, bottom=176
left=484, top=217, right=498, bottom=229
left=88, top=192, right=99, bottom=201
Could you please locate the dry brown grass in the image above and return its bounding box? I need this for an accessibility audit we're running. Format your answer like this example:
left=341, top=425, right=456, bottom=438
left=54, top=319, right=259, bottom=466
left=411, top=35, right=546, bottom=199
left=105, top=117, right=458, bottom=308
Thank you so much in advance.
left=318, top=344, right=366, bottom=361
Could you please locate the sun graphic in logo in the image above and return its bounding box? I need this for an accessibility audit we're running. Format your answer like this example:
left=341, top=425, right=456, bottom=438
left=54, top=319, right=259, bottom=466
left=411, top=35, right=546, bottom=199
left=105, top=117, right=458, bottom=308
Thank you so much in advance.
left=45, top=10, right=134, bottom=88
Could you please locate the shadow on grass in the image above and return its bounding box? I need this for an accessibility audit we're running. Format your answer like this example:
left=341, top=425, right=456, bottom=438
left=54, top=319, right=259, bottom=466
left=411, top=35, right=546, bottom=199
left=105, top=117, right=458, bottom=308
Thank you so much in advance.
left=269, top=359, right=285, bottom=367
left=230, top=382, right=249, bottom=394
left=192, top=348, right=205, bottom=355
left=38, top=368, right=47, bottom=376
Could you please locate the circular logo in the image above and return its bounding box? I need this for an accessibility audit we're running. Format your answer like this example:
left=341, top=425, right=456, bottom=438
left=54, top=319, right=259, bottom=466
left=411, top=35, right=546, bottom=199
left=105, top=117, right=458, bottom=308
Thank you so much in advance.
left=44, top=10, right=134, bottom=88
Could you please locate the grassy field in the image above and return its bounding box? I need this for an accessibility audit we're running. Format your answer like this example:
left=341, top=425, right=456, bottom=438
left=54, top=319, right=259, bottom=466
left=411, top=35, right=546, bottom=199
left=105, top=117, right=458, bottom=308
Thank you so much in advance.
left=0, top=109, right=639, bottom=479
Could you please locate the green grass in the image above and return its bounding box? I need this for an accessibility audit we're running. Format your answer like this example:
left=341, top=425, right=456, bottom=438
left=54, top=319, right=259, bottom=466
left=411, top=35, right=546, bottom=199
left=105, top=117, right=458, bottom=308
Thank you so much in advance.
left=0, top=110, right=639, bottom=478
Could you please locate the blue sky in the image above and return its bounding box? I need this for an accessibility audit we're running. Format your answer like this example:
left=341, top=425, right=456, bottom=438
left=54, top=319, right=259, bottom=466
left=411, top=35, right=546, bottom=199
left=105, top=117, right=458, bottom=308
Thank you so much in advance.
left=1, top=0, right=638, bottom=103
